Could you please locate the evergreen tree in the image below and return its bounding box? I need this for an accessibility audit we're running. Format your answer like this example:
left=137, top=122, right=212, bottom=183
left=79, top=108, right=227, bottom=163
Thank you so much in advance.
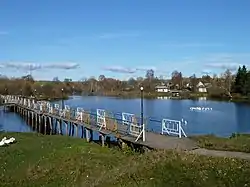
left=241, top=65, right=248, bottom=95
left=245, top=71, right=250, bottom=96
left=232, top=65, right=248, bottom=95
left=232, top=66, right=242, bottom=93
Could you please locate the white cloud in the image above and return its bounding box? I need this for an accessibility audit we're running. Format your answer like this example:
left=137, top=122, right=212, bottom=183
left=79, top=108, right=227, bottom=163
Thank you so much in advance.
left=103, top=66, right=137, bottom=74
left=101, top=53, right=250, bottom=77
left=43, top=63, right=79, bottom=69
left=4, top=62, right=42, bottom=70
left=136, top=66, right=157, bottom=71
left=202, top=53, right=249, bottom=71
left=1, top=62, right=80, bottom=71
left=136, top=66, right=171, bottom=74
left=102, top=65, right=171, bottom=75
left=205, top=62, right=241, bottom=71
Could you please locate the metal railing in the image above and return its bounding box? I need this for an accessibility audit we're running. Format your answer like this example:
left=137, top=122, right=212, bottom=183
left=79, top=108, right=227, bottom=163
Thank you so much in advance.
left=161, top=119, right=187, bottom=138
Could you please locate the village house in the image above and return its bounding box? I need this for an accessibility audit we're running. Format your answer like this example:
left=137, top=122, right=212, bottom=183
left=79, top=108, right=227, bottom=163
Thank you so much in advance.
left=196, top=81, right=207, bottom=93
left=155, top=83, right=170, bottom=92
left=185, top=81, right=209, bottom=93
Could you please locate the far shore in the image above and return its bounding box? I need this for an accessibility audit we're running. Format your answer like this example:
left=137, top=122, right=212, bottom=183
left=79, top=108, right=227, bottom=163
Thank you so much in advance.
left=7, top=91, right=250, bottom=104
left=82, top=91, right=250, bottom=104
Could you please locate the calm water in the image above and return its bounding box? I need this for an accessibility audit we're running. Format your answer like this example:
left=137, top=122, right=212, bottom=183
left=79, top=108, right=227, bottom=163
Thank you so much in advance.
left=0, top=108, right=32, bottom=132
left=1, top=96, right=250, bottom=137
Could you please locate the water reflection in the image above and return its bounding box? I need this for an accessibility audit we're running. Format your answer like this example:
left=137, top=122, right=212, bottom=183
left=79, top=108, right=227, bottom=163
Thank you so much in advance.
left=198, top=97, right=207, bottom=101
left=235, top=103, right=250, bottom=134
left=0, top=107, right=33, bottom=132
left=157, top=96, right=171, bottom=100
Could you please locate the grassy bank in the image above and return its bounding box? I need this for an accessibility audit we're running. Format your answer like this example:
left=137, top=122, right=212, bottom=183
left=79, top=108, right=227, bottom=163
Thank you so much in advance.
left=1, top=132, right=250, bottom=187
left=191, top=133, right=250, bottom=153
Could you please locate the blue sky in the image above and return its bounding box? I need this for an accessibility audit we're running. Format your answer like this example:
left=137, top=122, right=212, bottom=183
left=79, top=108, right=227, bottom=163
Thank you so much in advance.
left=1, top=0, right=250, bottom=81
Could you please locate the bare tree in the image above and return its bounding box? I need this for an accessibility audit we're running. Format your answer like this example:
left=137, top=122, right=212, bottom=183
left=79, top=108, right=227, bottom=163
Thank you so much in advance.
left=222, top=69, right=233, bottom=96
left=145, top=69, right=154, bottom=80
left=171, top=70, right=183, bottom=89
left=98, top=75, right=106, bottom=81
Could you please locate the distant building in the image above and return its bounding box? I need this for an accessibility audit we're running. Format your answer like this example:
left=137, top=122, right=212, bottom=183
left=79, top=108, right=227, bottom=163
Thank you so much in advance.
left=185, top=83, right=191, bottom=88
left=196, top=81, right=207, bottom=93
left=155, top=85, right=169, bottom=92
left=169, top=89, right=181, bottom=97
left=64, top=78, right=72, bottom=82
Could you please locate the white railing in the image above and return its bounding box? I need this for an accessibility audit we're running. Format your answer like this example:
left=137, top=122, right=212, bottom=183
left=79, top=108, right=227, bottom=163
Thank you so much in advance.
left=27, top=99, right=31, bottom=108
left=23, top=98, right=27, bottom=106
left=64, top=105, right=70, bottom=111
left=39, top=104, right=43, bottom=112
left=122, top=112, right=145, bottom=142
left=76, top=107, right=84, bottom=121
left=46, top=103, right=50, bottom=110
left=54, top=104, right=60, bottom=110
left=96, top=109, right=106, bottom=130
left=49, top=106, right=53, bottom=114
left=161, top=118, right=187, bottom=138
left=53, top=104, right=59, bottom=115
left=59, top=109, right=65, bottom=117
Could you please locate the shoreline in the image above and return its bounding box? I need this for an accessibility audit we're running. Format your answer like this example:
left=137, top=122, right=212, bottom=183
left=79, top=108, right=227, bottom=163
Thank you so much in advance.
left=19, top=95, right=69, bottom=102
left=81, top=91, right=250, bottom=104
left=4, top=92, right=250, bottom=104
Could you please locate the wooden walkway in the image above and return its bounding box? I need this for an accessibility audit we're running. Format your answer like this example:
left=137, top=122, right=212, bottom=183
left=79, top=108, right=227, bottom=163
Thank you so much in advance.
left=136, top=133, right=198, bottom=150
left=1, top=96, right=198, bottom=151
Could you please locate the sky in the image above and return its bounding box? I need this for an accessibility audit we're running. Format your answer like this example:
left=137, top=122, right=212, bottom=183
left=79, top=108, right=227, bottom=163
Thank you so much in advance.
left=1, top=0, right=250, bottom=81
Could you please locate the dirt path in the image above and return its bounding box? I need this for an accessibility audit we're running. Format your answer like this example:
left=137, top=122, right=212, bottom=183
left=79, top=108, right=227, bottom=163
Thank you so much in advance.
left=145, top=136, right=250, bottom=161
left=137, top=135, right=250, bottom=160
left=188, top=148, right=250, bottom=160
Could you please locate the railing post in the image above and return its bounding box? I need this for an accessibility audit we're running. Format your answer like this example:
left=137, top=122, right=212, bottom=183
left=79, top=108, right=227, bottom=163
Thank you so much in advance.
left=161, top=119, right=164, bottom=135
left=181, top=119, right=187, bottom=138
left=178, top=121, right=181, bottom=138
left=142, top=123, right=145, bottom=142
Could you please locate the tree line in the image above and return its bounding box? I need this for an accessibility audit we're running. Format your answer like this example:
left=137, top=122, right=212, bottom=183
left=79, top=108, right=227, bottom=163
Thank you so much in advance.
left=0, top=66, right=248, bottom=99
left=0, top=75, right=75, bottom=99
left=81, top=69, right=235, bottom=97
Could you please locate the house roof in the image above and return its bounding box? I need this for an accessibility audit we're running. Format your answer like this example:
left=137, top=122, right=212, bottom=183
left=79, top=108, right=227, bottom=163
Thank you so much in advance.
left=204, top=83, right=212, bottom=88
left=196, top=81, right=205, bottom=88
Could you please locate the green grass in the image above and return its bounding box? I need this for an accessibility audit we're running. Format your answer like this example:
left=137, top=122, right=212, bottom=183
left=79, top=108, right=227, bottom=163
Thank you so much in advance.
left=191, top=133, right=250, bottom=153
left=1, top=132, right=250, bottom=187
